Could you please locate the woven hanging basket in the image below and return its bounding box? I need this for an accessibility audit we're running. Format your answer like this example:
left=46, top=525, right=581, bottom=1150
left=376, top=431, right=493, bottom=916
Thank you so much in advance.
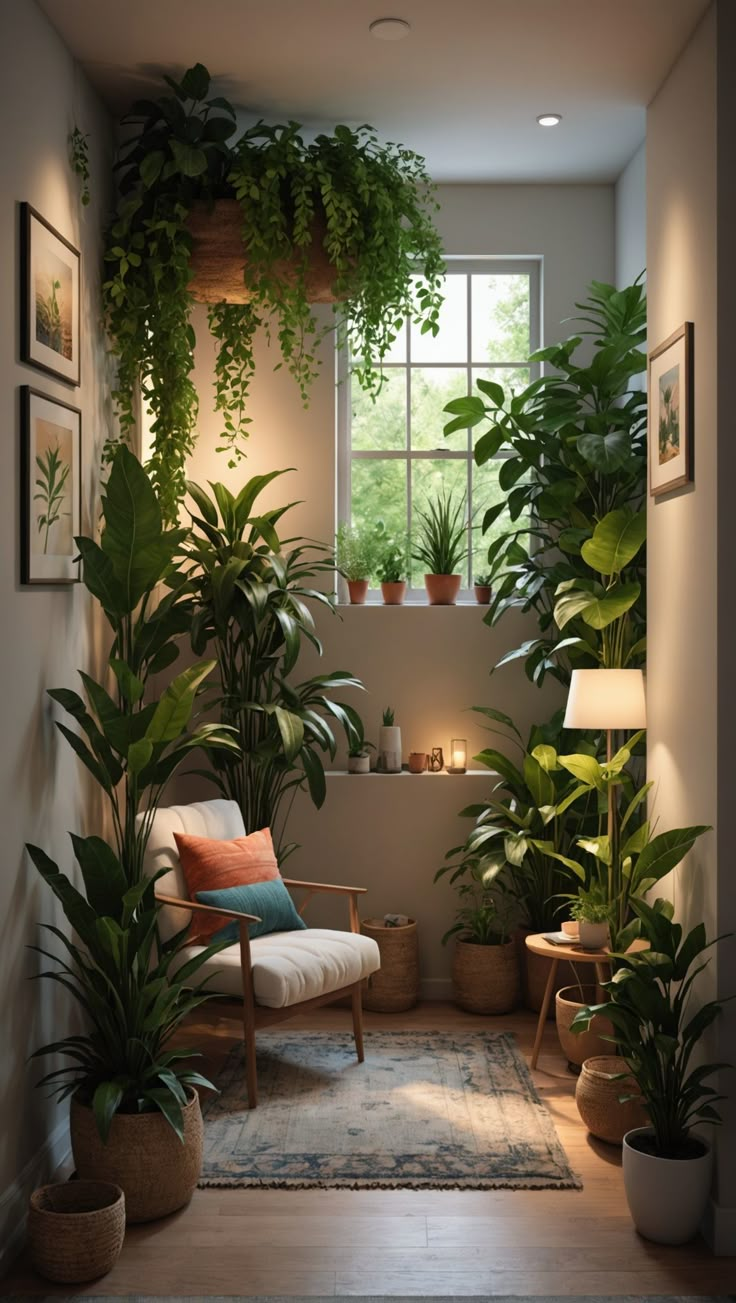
left=452, top=937, right=520, bottom=1015
left=186, top=198, right=342, bottom=306
left=70, top=1088, right=203, bottom=1223
left=361, top=918, right=419, bottom=1012
left=576, top=1055, right=648, bottom=1145
left=28, top=1180, right=125, bottom=1283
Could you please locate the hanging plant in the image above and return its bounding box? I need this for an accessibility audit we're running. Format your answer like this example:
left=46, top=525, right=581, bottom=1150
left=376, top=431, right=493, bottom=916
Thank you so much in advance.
left=69, top=125, right=91, bottom=206
left=103, top=63, right=445, bottom=521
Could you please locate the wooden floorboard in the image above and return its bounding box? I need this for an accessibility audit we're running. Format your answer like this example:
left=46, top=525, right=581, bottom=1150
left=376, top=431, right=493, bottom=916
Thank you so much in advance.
left=5, top=1002, right=735, bottom=1296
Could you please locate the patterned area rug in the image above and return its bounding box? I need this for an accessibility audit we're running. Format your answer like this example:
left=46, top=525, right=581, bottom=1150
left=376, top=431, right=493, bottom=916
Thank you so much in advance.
left=200, top=1029, right=580, bottom=1189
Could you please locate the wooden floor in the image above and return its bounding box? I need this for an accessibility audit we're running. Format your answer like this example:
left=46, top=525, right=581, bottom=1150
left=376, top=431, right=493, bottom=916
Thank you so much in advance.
left=6, top=1003, right=736, bottom=1296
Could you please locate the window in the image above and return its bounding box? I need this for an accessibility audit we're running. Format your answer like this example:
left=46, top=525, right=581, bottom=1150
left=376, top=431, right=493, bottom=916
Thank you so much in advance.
left=337, top=259, right=541, bottom=595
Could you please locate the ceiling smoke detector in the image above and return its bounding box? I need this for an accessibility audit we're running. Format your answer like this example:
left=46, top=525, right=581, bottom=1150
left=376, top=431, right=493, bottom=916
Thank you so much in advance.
left=369, top=17, right=411, bottom=41
left=537, top=113, right=563, bottom=127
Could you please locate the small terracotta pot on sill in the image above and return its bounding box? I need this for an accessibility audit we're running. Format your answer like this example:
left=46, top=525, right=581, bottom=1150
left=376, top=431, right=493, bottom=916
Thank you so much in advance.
left=474, top=584, right=492, bottom=604
left=347, top=579, right=369, bottom=605
left=424, top=573, right=462, bottom=605
left=381, top=581, right=407, bottom=605
left=408, top=752, right=427, bottom=773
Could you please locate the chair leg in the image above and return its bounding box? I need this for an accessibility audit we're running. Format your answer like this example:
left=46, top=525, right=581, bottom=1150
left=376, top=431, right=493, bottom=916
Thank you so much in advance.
left=351, top=982, right=365, bottom=1063
left=243, top=1001, right=258, bottom=1109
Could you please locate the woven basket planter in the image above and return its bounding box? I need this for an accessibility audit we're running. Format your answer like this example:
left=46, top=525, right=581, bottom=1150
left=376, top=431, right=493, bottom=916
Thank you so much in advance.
left=186, top=199, right=341, bottom=305
left=361, top=918, right=419, bottom=1012
left=555, top=984, right=613, bottom=1069
left=70, top=1088, right=203, bottom=1223
left=28, top=1180, right=124, bottom=1283
left=452, top=938, right=520, bottom=1014
left=576, top=1055, right=647, bottom=1145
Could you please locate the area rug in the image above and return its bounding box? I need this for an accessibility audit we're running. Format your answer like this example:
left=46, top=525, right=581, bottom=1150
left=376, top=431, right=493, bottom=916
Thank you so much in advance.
left=200, top=1029, right=580, bottom=1189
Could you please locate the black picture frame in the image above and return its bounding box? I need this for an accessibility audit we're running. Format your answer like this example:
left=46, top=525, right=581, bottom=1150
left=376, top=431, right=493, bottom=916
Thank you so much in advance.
left=648, top=321, right=694, bottom=497
left=20, top=386, right=82, bottom=586
left=20, top=202, right=81, bottom=387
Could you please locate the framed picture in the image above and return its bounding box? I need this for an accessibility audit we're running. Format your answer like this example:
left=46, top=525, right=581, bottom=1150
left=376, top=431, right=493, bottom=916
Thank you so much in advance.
left=21, top=387, right=81, bottom=585
left=648, top=321, right=694, bottom=496
left=20, top=203, right=80, bottom=386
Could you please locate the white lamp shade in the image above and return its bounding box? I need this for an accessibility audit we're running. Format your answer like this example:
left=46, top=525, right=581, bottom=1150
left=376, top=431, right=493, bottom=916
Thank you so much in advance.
left=564, top=669, right=647, bottom=730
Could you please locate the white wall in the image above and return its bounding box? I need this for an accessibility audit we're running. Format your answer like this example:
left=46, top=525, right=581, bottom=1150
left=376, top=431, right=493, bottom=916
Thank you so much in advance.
left=646, top=0, right=736, bottom=1253
left=615, top=142, right=646, bottom=289
left=182, top=182, right=615, bottom=993
left=0, top=0, right=111, bottom=1269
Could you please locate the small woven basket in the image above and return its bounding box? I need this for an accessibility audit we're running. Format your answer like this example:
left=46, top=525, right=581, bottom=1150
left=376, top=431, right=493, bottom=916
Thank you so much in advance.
left=361, top=918, right=419, bottom=1012
left=28, top=1180, right=125, bottom=1283
left=576, top=1055, right=648, bottom=1145
left=452, top=938, right=520, bottom=1014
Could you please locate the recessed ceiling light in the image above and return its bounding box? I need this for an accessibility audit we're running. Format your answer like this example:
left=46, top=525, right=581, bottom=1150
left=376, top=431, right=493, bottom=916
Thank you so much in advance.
left=537, top=113, right=562, bottom=127
left=369, top=17, right=411, bottom=41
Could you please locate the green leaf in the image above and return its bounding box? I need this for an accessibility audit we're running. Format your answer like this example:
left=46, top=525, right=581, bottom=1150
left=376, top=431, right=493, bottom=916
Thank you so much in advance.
left=169, top=139, right=207, bottom=176
left=109, top=658, right=145, bottom=706
left=274, top=706, right=304, bottom=762
left=146, top=660, right=215, bottom=744
left=302, top=747, right=327, bottom=808
left=558, top=752, right=604, bottom=791
left=577, top=430, right=631, bottom=472
left=92, top=1080, right=125, bottom=1143
left=69, top=835, right=127, bottom=918
left=128, top=738, right=154, bottom=775
left=580, top=582, right=641, bottom=631
left=633, top=825, right=711, bottom=887
left=139, top=150, right=165, bottom=188
left=179, top=61, right=210, bottom=100
left=580, top=509, right=646, bottom=576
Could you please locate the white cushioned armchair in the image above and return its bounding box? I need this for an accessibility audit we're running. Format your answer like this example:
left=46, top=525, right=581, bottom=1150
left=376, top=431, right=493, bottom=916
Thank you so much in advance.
left=142, top=799, right=380, bottom=1109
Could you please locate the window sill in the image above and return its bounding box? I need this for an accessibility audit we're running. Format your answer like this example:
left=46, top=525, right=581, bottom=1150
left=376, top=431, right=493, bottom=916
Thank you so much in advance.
left=337, top=597, right=489, bottom=609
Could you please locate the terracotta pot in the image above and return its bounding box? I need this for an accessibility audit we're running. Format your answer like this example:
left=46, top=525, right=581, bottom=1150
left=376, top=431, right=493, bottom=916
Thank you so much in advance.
left=70, top=1089, right=203, bottom=1223
left=186, top=199, right=341, bottom=305
left=381, top=581, right=407, bottom=605
left=408, top=751, right=427, bottom=773
left=555, top=984, right=613, bottom=1069
left=347, top=754, right=370, bottom=773
left=623, top=1128, right=713, bottom=1245
left=347, top=578, right=369, bottom=604
left=515, top=927, right=577, bottom=1016
left=575, top=1055, right=647, bottom=1145
left=474, top=584, right=492, bottom=604
left=452, top=938, right=520, bottom=1014
left=424, top=573, right=462, bottom=605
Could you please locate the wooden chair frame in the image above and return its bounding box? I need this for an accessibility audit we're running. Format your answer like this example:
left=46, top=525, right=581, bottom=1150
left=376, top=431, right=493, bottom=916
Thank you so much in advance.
left=156, top=878, right=368, bottom=1109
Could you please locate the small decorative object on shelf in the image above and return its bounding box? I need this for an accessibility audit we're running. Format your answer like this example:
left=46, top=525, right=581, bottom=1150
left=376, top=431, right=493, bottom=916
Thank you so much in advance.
left=474, top=574, right=492, bottom=604
left=408, top=751, right=427, bottom=773
left=378, top=706, right=402, bottom=772
left=429, top=746, right=444, bottom=772
left=347, top=714, right=373, bottom=773
left=447, top=738, right=467, bottom=774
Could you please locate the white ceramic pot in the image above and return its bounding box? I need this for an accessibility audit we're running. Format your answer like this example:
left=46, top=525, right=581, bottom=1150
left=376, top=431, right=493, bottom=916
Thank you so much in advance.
left=378, top=725, right=402, bottom=773
left=347, top=754, right=370, bottom=773
left=622, top=1127, right=713, bottom=1245
left=578, top=919, right=609, bottom=950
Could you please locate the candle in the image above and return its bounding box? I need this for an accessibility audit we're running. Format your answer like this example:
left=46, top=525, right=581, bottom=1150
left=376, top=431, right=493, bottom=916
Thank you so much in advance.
left=449, top=738, right=467, bottom=773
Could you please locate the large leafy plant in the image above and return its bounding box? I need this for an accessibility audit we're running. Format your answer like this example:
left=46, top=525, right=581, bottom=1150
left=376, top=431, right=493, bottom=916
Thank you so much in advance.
left=104, top=63, right=444, bottom=520
left=183, top=473, right=364, bottom=860
left=444, top=279, right=647, bottom=685
left=573, top=902, right=731, bottom=1159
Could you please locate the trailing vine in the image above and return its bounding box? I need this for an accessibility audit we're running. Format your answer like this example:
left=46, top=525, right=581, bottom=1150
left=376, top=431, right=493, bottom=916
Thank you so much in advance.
left=69, top=125, right=90, bottom=206
left=102, top=64, right=445, bottom=521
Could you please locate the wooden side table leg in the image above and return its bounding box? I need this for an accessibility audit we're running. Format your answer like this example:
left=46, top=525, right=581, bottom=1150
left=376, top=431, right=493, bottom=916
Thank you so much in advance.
left=530, top=957, right=558, bottom=1070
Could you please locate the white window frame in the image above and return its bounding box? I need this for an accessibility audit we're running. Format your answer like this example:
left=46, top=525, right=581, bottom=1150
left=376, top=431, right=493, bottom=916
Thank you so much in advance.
left=336, top=256, right=542, bottom=603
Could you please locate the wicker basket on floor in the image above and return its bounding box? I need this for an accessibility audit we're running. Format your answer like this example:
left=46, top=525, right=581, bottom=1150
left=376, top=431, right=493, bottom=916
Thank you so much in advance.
left=361, top=917, right=419, bottom=1012
left=28, top=1180, right=125, bottom=1283
left=576, top=1055, right=648, bottom=1145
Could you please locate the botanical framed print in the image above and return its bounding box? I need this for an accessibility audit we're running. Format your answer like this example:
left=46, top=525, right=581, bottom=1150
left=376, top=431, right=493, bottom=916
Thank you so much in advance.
left=20, top=203, right=80, bottom=386
left=21, top=387, right=81, bottom=585
left=648, top=321, right=694, bottom=496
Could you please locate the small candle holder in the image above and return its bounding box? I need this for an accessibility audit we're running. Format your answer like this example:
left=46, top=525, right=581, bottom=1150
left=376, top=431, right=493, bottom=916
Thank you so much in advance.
left=447, top=738, right=467, bottom=774
left=428, top=746, right=444, bottom=773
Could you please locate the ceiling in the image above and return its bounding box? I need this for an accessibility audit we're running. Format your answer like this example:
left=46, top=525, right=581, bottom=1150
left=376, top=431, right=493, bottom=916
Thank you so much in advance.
left=39, top=0, right=710, bottom=182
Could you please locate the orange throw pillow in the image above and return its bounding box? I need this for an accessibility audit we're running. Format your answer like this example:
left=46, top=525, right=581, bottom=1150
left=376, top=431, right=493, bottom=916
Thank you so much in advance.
left=174, top=827, right=280, bottom=943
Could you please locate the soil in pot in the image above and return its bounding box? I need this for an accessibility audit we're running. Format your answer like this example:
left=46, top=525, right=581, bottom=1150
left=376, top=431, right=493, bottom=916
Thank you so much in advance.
left=424, top=573, right=461, bottom=605
left=622, top=1127, right=713, bottom=1245
left=70, top=1088, right=203, bottom=1223
left=575, top=1055, right=647, bottom=1145
left=452, top=938, right=520, bottom=1014
left=381, top=581, right=406, bottom=605
left=347, top=578, right=369, bottom=604
left=555, top=983, right=613, bottom=1070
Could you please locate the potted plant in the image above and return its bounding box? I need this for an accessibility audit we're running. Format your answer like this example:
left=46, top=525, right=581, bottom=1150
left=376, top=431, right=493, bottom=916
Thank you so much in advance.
left=29, top=446, right=239, bottom=1221
left=346, top=715, right=373, bottom=774
left=570, top=884, right=611, bottom=950
left=375, top=534, right=409, bottom=605
left=378, top=706, right=402, bottom=773
left=438, top=860, right=519, bottom=1014
left=336, top=521, right=376, bottom=604
left=103, top=64, right=444, bottom=520
left=573, top=901, right=731, bottom=1244
left=474, top=572, right=492, bottom=604
left=412, top=489, right=468, bottom=605
left=555, top=978, right=613, bottom=1071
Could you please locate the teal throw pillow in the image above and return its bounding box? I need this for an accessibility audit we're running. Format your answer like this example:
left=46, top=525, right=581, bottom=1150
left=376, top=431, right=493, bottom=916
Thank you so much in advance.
left=196, top=877, right=307, bottom=943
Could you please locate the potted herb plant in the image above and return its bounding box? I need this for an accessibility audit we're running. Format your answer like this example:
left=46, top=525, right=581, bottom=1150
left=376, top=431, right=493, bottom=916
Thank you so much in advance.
left=474, top=572, right=492, bottom=604
left=438, top=860, right=519, bottom=1014
left=336, top=521, right=376, bottom=604
left=103, top=64, right=444, bottom=521
left=412, top=490, right=468, bottom=605
left=378, top=706, right=402, bottom=773
left=573, top=901, right=731, bottom=1245
left=570, top=884, right=611, bottom=950
left=347, top=715, right=373, bottom=773
left=375, top=534, right=409, bottom=605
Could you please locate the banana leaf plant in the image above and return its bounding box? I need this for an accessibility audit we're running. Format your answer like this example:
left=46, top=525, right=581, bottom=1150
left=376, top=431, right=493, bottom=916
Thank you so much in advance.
left=182, top=472, right=365, bottom=860
left=443, top=278, right=647, bottom=686
left=436, top=708, right=601, bottom=932
left=48, top=444, right=239, bottom=885
left=572, top=900, right=731, bottom=1159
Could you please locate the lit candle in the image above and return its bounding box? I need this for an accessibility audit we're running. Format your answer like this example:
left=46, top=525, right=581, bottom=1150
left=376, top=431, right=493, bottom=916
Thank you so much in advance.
left=449, top=738, right=467, bottom=773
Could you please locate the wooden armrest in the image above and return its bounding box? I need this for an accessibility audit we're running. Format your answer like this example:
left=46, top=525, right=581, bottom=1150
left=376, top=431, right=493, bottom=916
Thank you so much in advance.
left=281, top=879, right=367, bottom=896
left=155, top=891, right=261, bottom=926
